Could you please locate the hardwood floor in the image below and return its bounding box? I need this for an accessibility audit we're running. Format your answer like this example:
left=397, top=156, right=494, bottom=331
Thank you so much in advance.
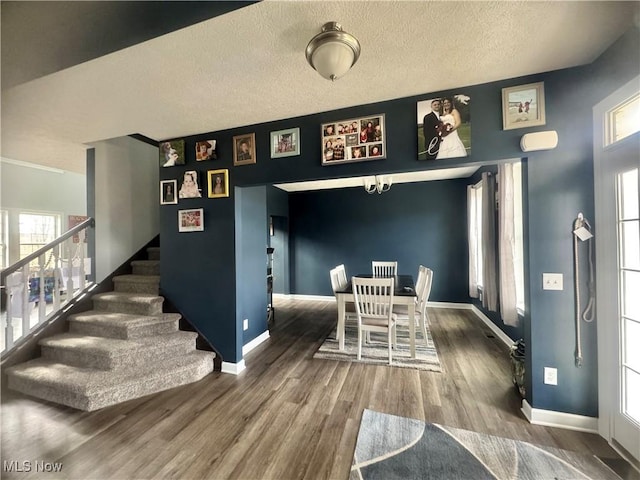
left=1, top=297, right=637, bottom=479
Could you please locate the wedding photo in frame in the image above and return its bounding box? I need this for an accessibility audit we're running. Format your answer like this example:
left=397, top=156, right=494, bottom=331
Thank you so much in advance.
left=271, top=128, right=300, bottom=158
left=160, top=179, right=178, bottom=205
left=417, top=94, right=471, bottom=161
left=159, top=139, right=185, bottom=167
left=502, top=82, right=546, bottom=130
left=233, top=133, right=256, bottom=166
left=207, top=169, right=229, bottom=198
left=178, top=208, right=204, bottom=232
left=321, top=114, right=385, bottom=166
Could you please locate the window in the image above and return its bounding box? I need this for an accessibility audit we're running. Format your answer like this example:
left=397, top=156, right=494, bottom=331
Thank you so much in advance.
left=0, top=210, right=7, bottom=269
left=513, top=163, right=525, bottom=312
left=19, top=212, right=61, bottom=264
left=607, top=93, right=640, bottom=146
left=468, top=165, right=525, bottom=313
left=468, top=181, right=483, bottom=293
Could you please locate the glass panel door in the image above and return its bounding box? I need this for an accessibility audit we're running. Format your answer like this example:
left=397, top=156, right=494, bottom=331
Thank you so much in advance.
left=594, top=76, right=640, bottom=462
left=618, top=168, right=640, bottom=427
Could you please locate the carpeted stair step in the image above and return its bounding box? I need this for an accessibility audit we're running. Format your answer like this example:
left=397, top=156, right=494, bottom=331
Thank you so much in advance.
left=92, top=292, right=163, bottom=316
left=6, top=350, right=215, bottom=411
left=131, top=260, right=160, bottom=276
left=39, top=331, right=198, bottom=370
left=68, top=311, right=180, bottom=339
left=113, top=274, right=161, bottom=295
left=147, top=247, right=160, bottom=261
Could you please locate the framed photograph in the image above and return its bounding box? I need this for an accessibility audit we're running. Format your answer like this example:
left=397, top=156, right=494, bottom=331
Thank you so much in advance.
left=233, top=133, right=256, bottom=166
left=159, top=139, right=185, bottom=167
left=417, top=94, right=471, bottom=161
left=321, top=114, right=385, bottom=166
left=195, top=139, right=217, bottom=161
left=160, top=179, right=178, bottom=205
left=207, top=169, right=229, bottom=198
left=178, top=208, right=204, bottom=232
left=271, top=128, right=300, bottom=158
left=178, top=170, right=202, bottom=199
left=502, top=82, right=545, bottom=130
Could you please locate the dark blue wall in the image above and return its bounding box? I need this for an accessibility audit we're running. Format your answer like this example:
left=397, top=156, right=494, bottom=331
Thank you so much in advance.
left=289, top=180, right=468, bottom=302
left=158, top=26, right=639, bottom=416
left=235, top=186, right=269, bottom=355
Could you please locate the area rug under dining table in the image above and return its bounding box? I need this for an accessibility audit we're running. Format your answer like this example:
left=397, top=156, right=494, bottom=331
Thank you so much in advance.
left=313, top=318, right=442, bottom=372
left=350, top=409, right=623, bottom=480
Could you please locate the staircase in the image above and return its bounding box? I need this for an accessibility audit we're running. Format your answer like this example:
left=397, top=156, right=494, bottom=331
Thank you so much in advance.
left=5, top=247, right=215, bottom=411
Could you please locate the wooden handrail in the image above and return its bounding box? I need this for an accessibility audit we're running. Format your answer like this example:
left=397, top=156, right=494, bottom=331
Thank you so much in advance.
left=0, top=217, right=94, bottom=282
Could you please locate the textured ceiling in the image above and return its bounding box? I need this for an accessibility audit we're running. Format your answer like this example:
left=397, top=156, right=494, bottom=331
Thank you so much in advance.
left=1, top=1, right=638, bottom=174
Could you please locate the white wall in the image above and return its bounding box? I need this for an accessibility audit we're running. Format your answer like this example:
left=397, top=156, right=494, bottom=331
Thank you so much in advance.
left=0, top=159, right=87, bottom=265
left=93, top=137, right=159, bottom=282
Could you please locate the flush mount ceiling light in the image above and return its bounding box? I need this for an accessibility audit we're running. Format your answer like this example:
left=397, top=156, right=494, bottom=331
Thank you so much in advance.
left=305, top=22, right=361, bottom=81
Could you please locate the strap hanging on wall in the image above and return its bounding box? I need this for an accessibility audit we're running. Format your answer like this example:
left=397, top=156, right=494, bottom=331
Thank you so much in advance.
left=572, top=212, right=595, bottom=367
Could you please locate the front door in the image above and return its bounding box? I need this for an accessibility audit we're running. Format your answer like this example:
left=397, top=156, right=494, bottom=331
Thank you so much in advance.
left=594, top=76, right=640, bottom=461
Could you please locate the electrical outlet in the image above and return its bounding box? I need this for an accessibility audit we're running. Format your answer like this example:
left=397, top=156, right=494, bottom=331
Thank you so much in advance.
left=243, top=319, right=249, bottom=331
left=544, top=367, right=558, bottom=385
left=542, top=273, right=563, bottom=291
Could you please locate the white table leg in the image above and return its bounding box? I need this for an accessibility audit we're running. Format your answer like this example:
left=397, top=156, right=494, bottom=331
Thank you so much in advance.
left=338, top=295, right=345, bottom=350
left=408, top=300, right=416, bottom=358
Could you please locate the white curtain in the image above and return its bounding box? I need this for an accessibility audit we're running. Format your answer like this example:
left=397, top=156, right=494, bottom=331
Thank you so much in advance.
left=498, top=163, right=519, bottom=326
left=481, top=172, right=498, bottom=311
left=467, top=185, right=479, bottom=298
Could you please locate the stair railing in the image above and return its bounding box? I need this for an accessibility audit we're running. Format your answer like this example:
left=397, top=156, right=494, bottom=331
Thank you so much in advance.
left=1, top=217, right=95, bottom=355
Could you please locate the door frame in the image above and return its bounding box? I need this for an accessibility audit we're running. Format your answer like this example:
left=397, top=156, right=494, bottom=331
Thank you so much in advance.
left=593, top=75, right=640, bottom=461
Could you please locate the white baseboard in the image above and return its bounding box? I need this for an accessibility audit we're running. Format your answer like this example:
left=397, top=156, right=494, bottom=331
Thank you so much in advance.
left=274, top=293, right=336, bottom=302
left=427, top=301, right=472, bottom=310
left=470, top=305, right=514, bottom=347
left=221, top=359, right=246, bottom=375
left=242, top=330, right=270, bottom=356
left=521, top=399, right=598, bottom=433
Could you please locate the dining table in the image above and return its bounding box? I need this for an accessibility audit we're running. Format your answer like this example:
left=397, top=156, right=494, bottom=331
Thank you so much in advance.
left=334, top=274, right=418, bottom=358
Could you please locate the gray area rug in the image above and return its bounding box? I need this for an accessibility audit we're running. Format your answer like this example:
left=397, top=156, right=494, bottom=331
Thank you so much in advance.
left=313, top=319, right=441, bottom=372
left=351, top=409, right=623, bottom=480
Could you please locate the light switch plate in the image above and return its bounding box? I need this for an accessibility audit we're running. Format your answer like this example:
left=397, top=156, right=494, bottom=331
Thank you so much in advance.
left=544, top=367, right=558, bottom=385
left=543, top=273, right=563, bottom=290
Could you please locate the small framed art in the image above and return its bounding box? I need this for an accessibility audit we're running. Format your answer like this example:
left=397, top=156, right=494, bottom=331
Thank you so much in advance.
left=178, top=170, right=202, bottom=199
left=233, top=133, right=256, bottom=166
left=159, top=139, right=185, bottom=167
left=178, top=208, right=204, bottom=232
left=208, top=169, right=229, bottom=198
left=195, top=139, right=217, bottom=161
left=270, top=128, right=300, bottom=158
left=160, top=179, right=178, bottom=205
left=502, top=82, right=546, bottom=130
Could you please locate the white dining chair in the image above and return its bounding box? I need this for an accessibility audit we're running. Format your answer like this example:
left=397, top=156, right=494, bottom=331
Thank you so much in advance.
left=352, top=276, right=398, bottom=365
left=372, top=261, right=397, bottom=277
left=330, top=265, right=357, bottom=323
left=394, top=265, right=433, bottom=343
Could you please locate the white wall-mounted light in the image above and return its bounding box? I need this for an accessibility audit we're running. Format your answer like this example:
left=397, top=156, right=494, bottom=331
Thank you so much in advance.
left=306, top=22, right=361, bottom=81
left=520, top=130, right=558, bottom=152
left=364, top=175, right=392, bottom=194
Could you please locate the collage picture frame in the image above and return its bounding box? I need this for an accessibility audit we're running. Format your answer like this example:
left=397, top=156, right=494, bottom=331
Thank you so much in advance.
left=321, top=114, right=385, bottom=166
